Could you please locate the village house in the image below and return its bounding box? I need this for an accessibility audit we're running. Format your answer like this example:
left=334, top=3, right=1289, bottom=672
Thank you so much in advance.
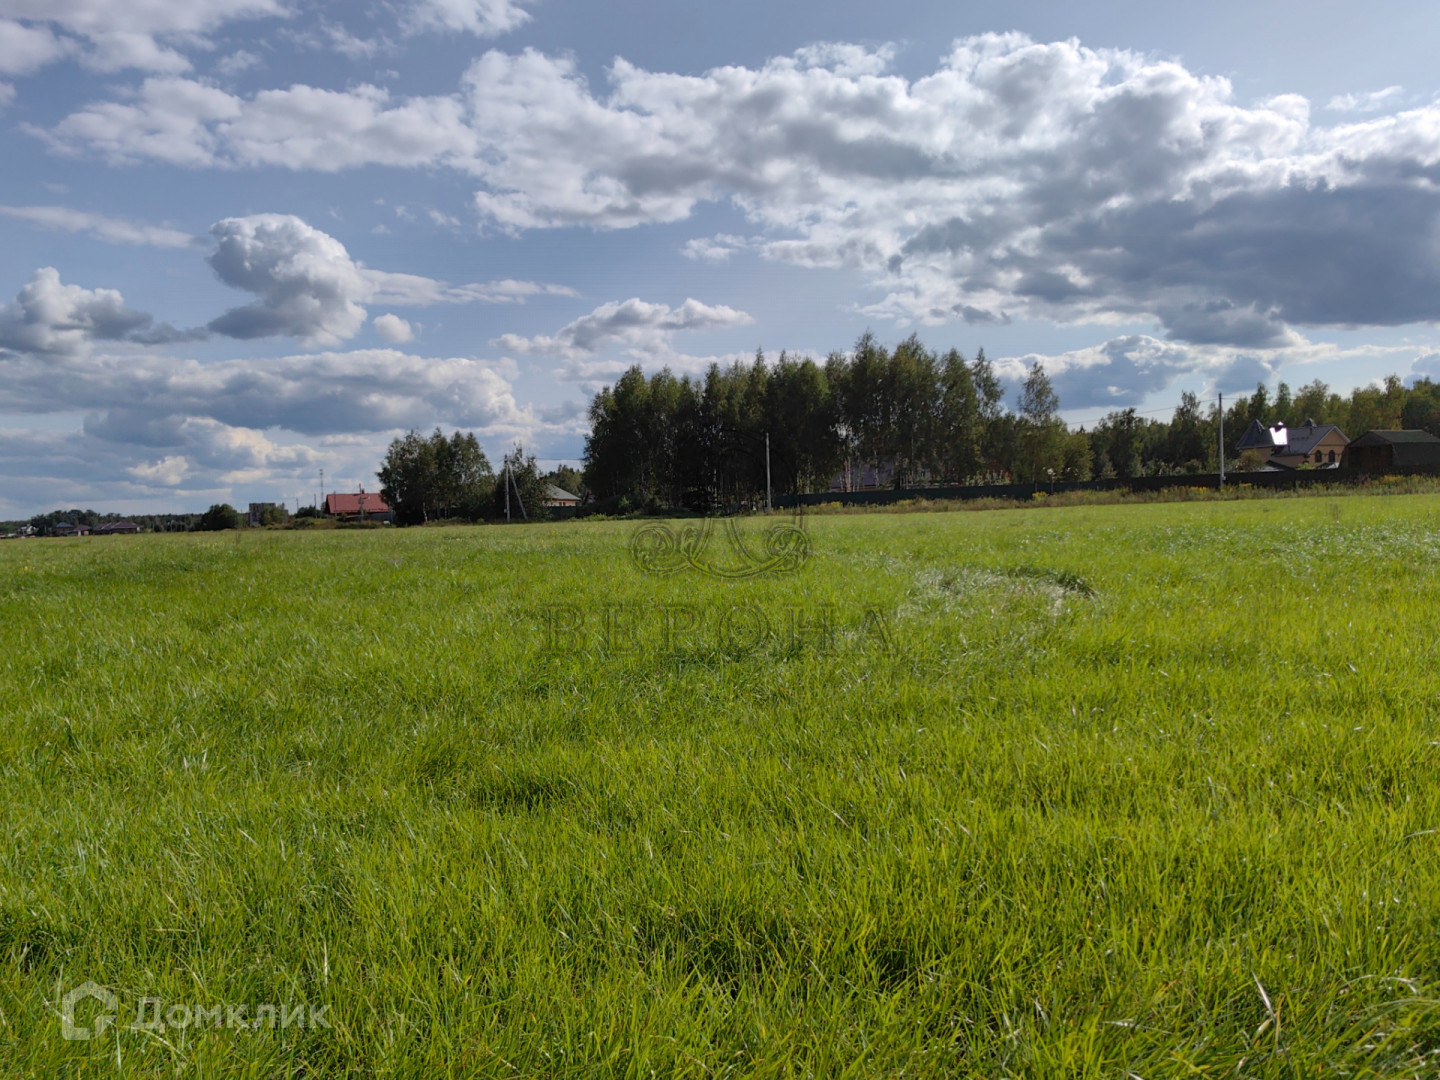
left=1235, top=419, right=1350, bottom=468
left=543, top=485, right=580, bottom=508
left=324, top=491, right=393, bottom=522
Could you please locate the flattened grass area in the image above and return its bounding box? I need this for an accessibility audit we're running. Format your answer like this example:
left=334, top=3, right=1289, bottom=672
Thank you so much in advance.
left=2, top=495, right=1439, bottom=1077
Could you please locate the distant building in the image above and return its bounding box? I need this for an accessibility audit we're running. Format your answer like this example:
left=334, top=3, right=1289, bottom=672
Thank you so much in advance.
left=247, top=502, right=282, bottom=527
left=324, top=491, right=393, bottom=522
left=51, top=522, right=90, bottom=537
left=543, top=484, right=580, bottom=508
left=829, top=460, right=900, bottom=491
left=1344, top=430, right=1440, bottom=473
left=1235, top=419, right=1349, bottom=469
left=93, top=521, right=142, bottom=535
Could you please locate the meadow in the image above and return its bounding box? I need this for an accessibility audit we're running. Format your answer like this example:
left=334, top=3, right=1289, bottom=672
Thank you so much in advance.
left=2, top=494, right=1440, bottom=1077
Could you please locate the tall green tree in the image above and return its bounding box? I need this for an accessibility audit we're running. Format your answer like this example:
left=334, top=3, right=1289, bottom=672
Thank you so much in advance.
left=970, top=348, right=1010, bottom=480
left=845, top=332, right=891, bottom=485
left=197, top=504, right=242, bottom=531
left=1090, top=409, right=1149, bottom=480
left=1166, top=391, right=1209, bottom=472
left=582, top=366, right=652, bottom=503
left=1401, top=378, right=1440, bottom=436
left=379, top=428, right=494, bottom=525
left=886, top=334, right=940, bottom=486
left=1292, top=380, right=1337, bottom=426
left=934, top=348, right=981, bottom=483
left=1013, top=363, right=1066, bottom=483
left=765, top=352, right=839, bottom=496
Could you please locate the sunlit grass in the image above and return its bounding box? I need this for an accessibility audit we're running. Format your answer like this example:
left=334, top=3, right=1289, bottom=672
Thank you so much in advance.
left=2, top=495, right=1440, bottom=1076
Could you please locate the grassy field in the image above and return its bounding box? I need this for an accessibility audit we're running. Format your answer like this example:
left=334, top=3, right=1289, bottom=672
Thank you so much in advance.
left=2, top=494, right=1440, bottom=1077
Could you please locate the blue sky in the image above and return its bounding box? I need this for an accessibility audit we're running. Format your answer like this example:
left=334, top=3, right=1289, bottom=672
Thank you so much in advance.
left=1, top=0, right=1439, bottom=514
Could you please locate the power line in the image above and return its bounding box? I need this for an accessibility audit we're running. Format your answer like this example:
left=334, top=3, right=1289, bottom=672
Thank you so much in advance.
left=1060, top=398, right=1221, bottom=431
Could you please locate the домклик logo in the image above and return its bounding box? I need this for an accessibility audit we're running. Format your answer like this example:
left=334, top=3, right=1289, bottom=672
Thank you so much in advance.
left=59, top=981, right=117, bottom=1041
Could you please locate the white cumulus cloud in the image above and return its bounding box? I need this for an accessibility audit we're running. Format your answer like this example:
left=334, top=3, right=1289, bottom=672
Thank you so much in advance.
left=0, top=346, right=533, bottom=438
left=1326, top=86, right=1405, bottom=113
left=0, top=17, right=67, bottom=74
left=372, top=313, right=413, bottom=343
left=206, top=214, right=372, bottom=345
left=407, top=0, right=532, bottom=37
left=205, top=214, right=572, bottom=345
left=0, top=0, right=284, bottom=75
left=494, top=297, right=754, bottom=360
left=996, top=334, right=1431, bottom=412
left=38, top=34, right=1440, bottom=349
left=0, top=267, right=198, bottom=359
left=127, top=454, right=189, bottom=486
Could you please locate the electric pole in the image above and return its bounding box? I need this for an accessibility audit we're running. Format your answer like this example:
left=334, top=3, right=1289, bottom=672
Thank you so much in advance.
left=765, top=431, right=772, bottom=512
left=1218, top=393, right=1224, bottom=489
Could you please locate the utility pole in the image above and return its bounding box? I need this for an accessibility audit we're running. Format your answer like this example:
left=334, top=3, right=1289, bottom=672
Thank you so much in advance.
left=765, top=431, right=772, bottom=512
left=319, top=468, right=324, bottom=511
left=1217, top=393, right=1225, bottom=489
left=510, top=460, right=527, bottom=521
left=504, top=460, right=510, bottom=522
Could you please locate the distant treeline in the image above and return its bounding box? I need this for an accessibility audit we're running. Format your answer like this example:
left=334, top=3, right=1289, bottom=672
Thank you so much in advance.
left=584, top=333, right=1058, bottom=513
left=582, top=333, right=1440, bottom=511
left=12, top=356, right=1439, bottom=529
left=3, top=509, right=204, bottom=534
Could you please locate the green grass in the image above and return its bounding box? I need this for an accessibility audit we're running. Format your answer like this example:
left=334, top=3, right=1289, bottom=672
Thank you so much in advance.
left=3, top=495, right=1440, bottom=1077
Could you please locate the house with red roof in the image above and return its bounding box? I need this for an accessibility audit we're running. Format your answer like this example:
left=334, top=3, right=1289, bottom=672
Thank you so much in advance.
left=324, top=491, right=393, bottom=522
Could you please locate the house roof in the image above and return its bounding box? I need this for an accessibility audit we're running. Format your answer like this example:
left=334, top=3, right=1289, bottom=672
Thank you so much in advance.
left=1349, top=429, right=1440, bottom=447
left=1235, top=419, right=1285, bottom=450
left=1281, top=423, right=1348, bottom=456
left=545, top=485, right=579, bottom=502
left=1236, top=419, right=1349, bottom=456
left=325, top=492, right=390, bottom=514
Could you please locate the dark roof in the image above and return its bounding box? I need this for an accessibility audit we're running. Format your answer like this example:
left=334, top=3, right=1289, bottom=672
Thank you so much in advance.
left=325, top=492, right=390, bottom=515
left=1281, top=423, right=1348, bottom=456
left=1234, top=419, right=1280, bottom=450
left=1349, top=429, right=1440, bottom=447
left=1236, top=419, right=1349, bottom=456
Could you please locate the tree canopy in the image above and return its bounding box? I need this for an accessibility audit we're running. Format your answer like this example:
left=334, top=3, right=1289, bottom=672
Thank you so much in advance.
left=378, top=429, right=494, bottom=525
left=580, top=333, right=1440, bottom=509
